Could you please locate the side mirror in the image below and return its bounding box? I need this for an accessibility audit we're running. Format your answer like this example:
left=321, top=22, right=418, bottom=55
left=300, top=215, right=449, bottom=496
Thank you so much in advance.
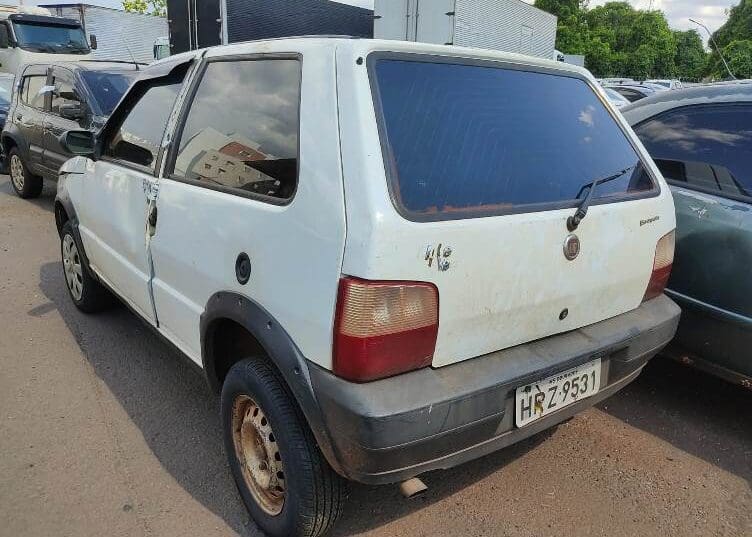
left=59, top=102, right=84, bottom=120
left=60, top=130, right=95, bottom=156
left=38, top=85, right=56, bottom=96
left=90, top=34, right=98, bottom=50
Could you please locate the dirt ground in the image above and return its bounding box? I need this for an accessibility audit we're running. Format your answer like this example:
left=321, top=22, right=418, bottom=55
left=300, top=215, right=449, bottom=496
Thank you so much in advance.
left=0, top=175, right=750, bottom=537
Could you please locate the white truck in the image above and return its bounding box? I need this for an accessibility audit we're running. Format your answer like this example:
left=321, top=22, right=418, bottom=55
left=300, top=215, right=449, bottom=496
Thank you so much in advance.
left=0, top=6, right=93, bottom=75
left=374, top=0, right=557, bottom=58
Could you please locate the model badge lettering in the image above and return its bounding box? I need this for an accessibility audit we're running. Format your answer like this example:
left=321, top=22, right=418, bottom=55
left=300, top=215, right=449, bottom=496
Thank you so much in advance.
left=640, top=215, right=660, bottom=226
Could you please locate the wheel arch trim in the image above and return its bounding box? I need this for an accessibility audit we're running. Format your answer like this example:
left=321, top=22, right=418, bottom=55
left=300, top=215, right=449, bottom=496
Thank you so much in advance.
left=200, top=291, right=345, bottom=475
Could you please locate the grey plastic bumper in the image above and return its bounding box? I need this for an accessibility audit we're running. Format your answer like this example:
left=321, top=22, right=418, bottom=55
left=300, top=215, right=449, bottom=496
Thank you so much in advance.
left=309, top=295, right=681, bottom=485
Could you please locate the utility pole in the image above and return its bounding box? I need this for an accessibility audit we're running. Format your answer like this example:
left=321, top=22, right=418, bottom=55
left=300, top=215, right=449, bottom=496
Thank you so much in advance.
left=690, top=17, right=736, bottom=80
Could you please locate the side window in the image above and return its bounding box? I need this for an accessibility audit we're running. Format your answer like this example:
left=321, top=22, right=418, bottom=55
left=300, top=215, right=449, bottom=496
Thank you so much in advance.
left=104, top=77, right=184, bottom=171
left=634, top=104, right=752, bottom=200
left=172, top=58, right=300, bottom=200
left=50, top=69, right=80, bottom=116
left=21, top=75, right=46, bottom=109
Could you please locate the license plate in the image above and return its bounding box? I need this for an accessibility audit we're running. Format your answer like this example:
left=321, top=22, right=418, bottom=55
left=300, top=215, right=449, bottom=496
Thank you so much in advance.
left=515, top=358, right=601, bottom=427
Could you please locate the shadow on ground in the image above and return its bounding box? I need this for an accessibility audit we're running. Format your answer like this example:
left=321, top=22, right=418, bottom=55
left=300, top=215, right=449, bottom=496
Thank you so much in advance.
left=597, top=356, right=752, bottom=485
left=36, top=259, right=558, bottom=536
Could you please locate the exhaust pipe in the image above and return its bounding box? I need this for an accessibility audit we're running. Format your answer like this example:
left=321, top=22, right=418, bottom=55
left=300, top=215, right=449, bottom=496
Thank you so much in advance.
left=399, top=477, right=428, bottom=498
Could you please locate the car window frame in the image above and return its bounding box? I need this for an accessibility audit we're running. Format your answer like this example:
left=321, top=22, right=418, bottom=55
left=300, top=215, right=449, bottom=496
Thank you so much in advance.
left=632, top=102, right=752, bottom=205
left=367, top=51, right=661, bottom=222
left=97, top=64, right=191, bottom=177
left=49, top=66, right=82, bottom=118
left=19, top=65, right=50, bottom=112
left=163, top=52, right=303, bottom=207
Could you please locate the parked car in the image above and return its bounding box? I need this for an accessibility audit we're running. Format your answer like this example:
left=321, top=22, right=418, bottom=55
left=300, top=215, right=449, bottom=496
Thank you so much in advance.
left=53, top=39, right=680, bottom=537
left=607, top=83, right=663, bottom=103
left=0, top=72, right=13, bottom=126
left=2, top=60, right=139, bottom=198
left=645, top=79, right=683, bottom=90
left=604, top=86, right=630, bottom=108
left=599, top=77, right=635, bottom=85
left=623, top=84, right=752, bottom=388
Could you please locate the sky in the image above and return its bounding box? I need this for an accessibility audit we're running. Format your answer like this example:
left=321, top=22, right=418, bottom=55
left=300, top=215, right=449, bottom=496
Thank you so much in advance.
left=21, top=0, right=736, bottom=43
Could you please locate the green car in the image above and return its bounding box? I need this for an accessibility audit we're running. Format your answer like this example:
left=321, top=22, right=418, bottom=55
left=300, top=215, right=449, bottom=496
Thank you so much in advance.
left=623, top=83, right=752, bottom=388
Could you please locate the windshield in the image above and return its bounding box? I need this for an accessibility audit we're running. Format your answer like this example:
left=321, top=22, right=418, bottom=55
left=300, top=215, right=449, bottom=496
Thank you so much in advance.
left=371, top=57, right=655, bottom=220
left=80, top=70, right=138, bottom=115
left=0, top=77, right=13, bottom=105
left=12, top=21, right=90, bottom=54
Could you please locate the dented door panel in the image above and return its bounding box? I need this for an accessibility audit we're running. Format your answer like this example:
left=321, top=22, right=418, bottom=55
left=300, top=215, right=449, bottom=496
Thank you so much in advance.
left=666, top=186, right=752, bottom=377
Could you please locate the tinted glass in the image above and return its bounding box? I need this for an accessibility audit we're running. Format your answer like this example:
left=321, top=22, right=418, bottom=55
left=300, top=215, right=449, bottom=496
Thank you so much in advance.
left=81, top=70, right=137, bottom=115
left=613, top=87, right=643, bottom=102
left=373, top=59, right=653, bottom=219
left=0, top=77, right=13, bottom=105
left=634, top=104, right=752, bottom=199
left=50, top=69, right=79, bottom=115
left=173, top=59, right=300, bottom=200
left=21, top=75, right=46, bottom=109
left=12, top=21, right=89, bottom=54
left=105, top=79, right=183, bottom=170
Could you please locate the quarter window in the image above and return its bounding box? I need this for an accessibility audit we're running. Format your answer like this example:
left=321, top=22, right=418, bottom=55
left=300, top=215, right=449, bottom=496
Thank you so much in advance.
left=634, top=104, right=752, bottom=200
left=172, top=58, right=300, bottom=201
left=21, top=75, right=46, bottom=109
left=104, top=77, right=184, bottom=171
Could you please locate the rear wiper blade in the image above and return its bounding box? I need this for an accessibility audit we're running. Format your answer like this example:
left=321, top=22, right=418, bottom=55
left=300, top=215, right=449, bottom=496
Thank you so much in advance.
left=566, top=164, right=638, bottom=231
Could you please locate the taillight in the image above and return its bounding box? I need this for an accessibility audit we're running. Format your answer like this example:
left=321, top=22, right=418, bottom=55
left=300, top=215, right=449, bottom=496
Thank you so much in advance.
left=643, top=230, right=675, bottom=302
left=333, top=277, right=439, bottom=382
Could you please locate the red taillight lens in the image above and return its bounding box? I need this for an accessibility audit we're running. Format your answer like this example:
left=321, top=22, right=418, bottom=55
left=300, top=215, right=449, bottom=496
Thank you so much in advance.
left=333, top=277, right=439, bottom=382
left=643, top=230, right=675, bottom=302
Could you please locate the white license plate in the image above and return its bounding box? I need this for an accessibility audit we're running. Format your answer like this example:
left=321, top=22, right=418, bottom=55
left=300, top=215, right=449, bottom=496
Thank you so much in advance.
left=515, top=358, right=601, bottom=427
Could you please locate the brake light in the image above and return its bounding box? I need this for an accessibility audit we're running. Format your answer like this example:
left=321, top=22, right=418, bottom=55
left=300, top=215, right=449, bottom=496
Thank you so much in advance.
left=333, top=277, right=439, bottom=382
left=643, top=230, right=675, bottom=302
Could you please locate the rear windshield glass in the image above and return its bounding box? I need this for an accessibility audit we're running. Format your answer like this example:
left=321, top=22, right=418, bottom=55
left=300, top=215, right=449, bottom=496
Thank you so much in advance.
left=371, top=58, right=655, bottom=220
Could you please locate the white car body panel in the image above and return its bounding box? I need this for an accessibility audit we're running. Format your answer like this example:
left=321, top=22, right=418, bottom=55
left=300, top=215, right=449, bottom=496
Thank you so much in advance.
left=336, top=40, right=676, bottom=367
left=148, top=41, right=346, bottom=366
left=60, top=38, right=676, bottom=373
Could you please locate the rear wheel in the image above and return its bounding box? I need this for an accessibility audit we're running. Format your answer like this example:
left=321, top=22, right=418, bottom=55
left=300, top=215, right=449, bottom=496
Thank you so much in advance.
left=221, top=357, right=346, bottom=537
left=8, top=148, right=42, bottom=199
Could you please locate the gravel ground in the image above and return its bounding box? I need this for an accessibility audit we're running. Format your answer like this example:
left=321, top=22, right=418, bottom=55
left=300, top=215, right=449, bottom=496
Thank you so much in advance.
left=0, top=175, right=750, bottom=537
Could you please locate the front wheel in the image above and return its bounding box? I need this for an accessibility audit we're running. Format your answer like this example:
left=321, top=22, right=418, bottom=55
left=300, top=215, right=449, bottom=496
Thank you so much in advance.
left=221, top=357, right=346, bottom=537
left=60, top=221, right=115, bottom=313
left=8, top=147, right=42, bottom=199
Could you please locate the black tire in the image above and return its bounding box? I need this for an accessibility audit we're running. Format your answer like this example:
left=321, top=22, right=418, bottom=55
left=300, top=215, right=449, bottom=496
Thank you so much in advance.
left=60, top=221, right=115, bottom=313
left=8, top=147, right=43, bottom=199
left=221, top=357, right=346, bottom=537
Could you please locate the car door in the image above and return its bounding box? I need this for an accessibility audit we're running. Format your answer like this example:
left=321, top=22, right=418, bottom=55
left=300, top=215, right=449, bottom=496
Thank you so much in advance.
left=633, top=103, right=752, bottom=376
left=75, top=64, right=191, bottom=324
left=42, top=67, right=87, bottom=177
left=15, top=66, right=50, bottom=174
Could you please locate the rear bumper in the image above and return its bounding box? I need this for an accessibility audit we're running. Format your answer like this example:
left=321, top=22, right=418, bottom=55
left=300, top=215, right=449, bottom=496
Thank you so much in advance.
left=309, top=295, right=680, bottom=485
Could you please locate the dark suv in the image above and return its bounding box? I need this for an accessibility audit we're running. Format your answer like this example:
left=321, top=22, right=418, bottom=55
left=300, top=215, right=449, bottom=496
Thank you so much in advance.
left=2, top=60, right=139, bottom=198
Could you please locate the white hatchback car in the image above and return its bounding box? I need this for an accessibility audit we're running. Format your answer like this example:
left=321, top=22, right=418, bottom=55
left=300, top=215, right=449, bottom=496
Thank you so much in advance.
left=54, top=38, right=680, bottom=536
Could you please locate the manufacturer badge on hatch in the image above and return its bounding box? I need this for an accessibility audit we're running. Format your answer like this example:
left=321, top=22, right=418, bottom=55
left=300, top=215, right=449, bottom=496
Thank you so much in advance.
left=563, top=234, right=580, bottom=261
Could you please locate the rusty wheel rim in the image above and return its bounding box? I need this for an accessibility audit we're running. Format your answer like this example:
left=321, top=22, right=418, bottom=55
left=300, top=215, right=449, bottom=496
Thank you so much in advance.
left=232, top=395, right=285, bottom=515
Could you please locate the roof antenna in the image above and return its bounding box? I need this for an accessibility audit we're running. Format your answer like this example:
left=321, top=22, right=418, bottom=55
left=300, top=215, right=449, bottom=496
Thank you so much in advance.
left=118, top=31, right=140, bottom=71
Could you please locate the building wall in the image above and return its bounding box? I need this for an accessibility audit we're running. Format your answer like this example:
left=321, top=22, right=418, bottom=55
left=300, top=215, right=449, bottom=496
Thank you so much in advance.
left=44, top=4, right=168, bottom=63
left=454, top=0, right=557, bottom=58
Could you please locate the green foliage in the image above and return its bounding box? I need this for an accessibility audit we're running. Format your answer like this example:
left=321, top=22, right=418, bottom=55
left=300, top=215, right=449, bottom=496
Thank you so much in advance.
left=122, top=0, right=166, bottom=17
left=535, top=0, right=706, bottom=80
left=707, top=0, right=752, bottom=79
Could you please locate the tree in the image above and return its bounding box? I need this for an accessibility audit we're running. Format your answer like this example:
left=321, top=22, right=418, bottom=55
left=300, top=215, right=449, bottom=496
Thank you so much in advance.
left=673, top=30, right=706, bottom=81
left=708, top=40, right=752, bottom=79
left=122, top=0, right=166, bottom=17
left=706, top=0, right=752, bottom=79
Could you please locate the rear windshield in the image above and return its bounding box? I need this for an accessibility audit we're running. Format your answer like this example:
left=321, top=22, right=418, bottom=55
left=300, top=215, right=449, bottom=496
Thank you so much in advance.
left=371, top=58, right=655, bottom=220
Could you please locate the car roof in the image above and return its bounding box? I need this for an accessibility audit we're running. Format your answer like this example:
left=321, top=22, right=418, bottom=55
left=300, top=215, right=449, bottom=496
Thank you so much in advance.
left=19, top=60, right=144, bottom=73
left=156, top=37, right=595, bottom=79
left=622, top=82, right=752, bottom=125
